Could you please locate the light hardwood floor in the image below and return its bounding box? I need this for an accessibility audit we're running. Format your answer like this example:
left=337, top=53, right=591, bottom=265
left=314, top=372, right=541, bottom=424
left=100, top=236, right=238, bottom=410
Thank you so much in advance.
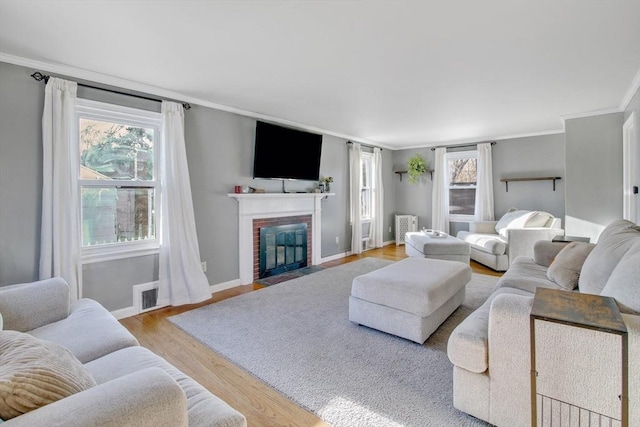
left=120, top=245, right=502, bottom=427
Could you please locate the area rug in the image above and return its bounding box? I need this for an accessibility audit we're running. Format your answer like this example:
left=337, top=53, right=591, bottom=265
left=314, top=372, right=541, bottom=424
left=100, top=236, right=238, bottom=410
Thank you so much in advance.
left=169, top=258, right=495, bottom=427
left=254, top=264, right=326, bottom=286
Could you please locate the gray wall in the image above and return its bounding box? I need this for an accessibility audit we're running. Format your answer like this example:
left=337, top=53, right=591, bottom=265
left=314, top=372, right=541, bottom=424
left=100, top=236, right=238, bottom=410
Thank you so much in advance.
left=0, top=61, right=43, bottom=286
left=623, top=87, right=640, bottom=224
left=0, top=61, right=395, bottom=312
left=565, top=112, right=624, bottom=242
left=392, top=133, right=566, bottom=237
left=392, top=148, right=434, bottom=232
left=492, top=134, right=566, bottom=219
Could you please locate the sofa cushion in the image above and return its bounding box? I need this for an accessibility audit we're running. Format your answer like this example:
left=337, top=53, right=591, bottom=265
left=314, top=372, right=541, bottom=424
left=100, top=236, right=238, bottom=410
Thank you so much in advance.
left=457, top=231, right=506, bottom=255
left=601, top=240, right=640, bottom=314
left=28, top=299, right=139, bottom=364
left=447, top=287, right=532, bottom=373
left=0, top=331, right=96, bottom=420
left=546, top=242, right=596, bottom=290
left=495, top=256, right=563, bottom=293
left=579, top=221, right=640, bottom=295
left=86, top=346, right=247, bottom=427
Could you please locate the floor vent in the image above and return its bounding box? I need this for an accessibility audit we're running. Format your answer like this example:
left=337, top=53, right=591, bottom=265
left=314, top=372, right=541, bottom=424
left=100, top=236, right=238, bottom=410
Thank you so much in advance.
left=141, top=288, right=158, bottom=310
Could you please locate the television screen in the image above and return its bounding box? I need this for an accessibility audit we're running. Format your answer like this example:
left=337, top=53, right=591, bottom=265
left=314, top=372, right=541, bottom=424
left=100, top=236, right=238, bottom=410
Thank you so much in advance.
left=253, top=121, right=323, bottom=181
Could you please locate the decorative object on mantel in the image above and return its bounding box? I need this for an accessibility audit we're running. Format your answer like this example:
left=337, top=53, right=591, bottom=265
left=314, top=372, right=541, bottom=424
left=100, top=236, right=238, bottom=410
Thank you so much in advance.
left=500, top=176, right=562, bottom=192
left=320, top=176, right=333, bottom=192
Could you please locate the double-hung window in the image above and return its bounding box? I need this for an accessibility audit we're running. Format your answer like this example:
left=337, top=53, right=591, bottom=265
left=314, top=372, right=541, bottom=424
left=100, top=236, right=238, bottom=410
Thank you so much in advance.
left=77, top=99, right=162, bottom=262
left=447, top=150, right=477, bottom=221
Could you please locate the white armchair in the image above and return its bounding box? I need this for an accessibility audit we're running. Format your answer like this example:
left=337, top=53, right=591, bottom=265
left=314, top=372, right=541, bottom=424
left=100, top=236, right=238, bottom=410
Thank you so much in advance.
left=457, top=210, right=564, bottom=271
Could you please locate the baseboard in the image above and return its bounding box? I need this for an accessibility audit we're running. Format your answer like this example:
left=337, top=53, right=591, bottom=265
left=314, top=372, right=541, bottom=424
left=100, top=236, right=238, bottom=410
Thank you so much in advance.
left=111, top=278, right=244, bottom=320
left=110, top=306, right=137, bottom=320
left=210, top=278, right=242, bottom=294
left=320, top=251, right=349, bottom=263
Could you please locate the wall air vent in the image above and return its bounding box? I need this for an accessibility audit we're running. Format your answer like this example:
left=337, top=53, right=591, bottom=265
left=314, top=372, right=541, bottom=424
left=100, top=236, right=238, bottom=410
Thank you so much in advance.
left=141, top=288, right=158, bottom=310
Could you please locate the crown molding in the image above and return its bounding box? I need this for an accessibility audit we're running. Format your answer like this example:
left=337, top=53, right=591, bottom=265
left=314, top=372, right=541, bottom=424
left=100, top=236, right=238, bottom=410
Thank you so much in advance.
left=620, top=68, right=640, bottom=111
left=395, top=129, right=565, bottom=150
left=0, top=52, right=387, bottom=149
left=560, top=107, right=623, bottom=124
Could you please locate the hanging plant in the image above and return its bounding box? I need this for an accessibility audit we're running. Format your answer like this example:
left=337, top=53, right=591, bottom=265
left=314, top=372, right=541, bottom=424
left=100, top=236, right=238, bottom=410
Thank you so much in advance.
left=407, top=154, right=426, bottom=184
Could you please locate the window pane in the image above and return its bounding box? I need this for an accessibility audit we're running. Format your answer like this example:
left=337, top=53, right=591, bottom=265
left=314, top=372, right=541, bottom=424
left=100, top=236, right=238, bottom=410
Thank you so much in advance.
left=361, top=189, right=371, bottom=218
left=80, top=119, right=155, bottom=181
left=82, top=187, right=155, bottom=246
left=448, top=158, right=477, bottom=185
left=449, top=188, right=476, bottom=215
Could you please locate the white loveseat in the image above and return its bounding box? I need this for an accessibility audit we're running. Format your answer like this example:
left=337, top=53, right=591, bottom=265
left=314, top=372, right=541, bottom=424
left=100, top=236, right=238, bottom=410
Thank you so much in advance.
left=456, top=209, right=564, bottom=271
left=447, top=219, right=640, bottom=427
left=0, top=278, right=247, bottom=426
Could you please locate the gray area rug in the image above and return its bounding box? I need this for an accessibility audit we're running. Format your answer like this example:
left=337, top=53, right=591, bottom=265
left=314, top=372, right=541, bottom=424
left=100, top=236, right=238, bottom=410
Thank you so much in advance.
left=169, top=258, right=495, bottom=427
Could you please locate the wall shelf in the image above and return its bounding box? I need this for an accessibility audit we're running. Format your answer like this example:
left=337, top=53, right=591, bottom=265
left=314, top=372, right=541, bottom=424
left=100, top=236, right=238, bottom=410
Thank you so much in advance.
left=500, top=176, right=561, bottom=192
left=395, top=170, right=434, bottom=181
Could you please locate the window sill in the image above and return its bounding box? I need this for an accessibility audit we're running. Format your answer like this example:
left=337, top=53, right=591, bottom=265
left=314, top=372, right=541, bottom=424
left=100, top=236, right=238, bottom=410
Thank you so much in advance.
left=449, top=215, right=476, bottom=223
left=82, top=241, right=160, bottom=264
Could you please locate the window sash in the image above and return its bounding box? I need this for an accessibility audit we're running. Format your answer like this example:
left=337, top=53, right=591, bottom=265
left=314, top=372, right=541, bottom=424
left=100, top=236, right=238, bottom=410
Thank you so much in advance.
left=447, top=150, right=477, bottom=220
left=76, top=99, right=162, bottom=259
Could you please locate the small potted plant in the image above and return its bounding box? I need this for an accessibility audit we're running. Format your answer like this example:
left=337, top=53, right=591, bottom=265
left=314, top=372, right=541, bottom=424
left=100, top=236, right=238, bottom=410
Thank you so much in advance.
left=321, top=176, right=333, bottom=192
left=407, top=154, right=426, bottom=184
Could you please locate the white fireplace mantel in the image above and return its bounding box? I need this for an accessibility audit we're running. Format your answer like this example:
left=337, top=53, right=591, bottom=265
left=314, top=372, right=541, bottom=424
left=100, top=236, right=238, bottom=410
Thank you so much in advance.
left=228, top=193, right=334, bottom=284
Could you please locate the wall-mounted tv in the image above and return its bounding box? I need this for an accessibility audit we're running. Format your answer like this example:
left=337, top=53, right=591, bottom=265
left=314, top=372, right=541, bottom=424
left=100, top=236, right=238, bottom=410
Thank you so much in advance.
left=253, top=121, right=323, bottom=181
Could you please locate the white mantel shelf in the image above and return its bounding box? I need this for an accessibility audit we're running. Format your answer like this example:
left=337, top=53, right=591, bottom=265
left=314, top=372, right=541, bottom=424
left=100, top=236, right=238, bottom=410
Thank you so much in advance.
left=228, top=192, right=334, bottom=284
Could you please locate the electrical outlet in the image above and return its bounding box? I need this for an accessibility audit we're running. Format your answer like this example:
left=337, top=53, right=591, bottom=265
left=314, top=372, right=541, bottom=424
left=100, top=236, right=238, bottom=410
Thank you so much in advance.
left=201, top=261, right=207, bottom=272
left=335, top=236, right=339, bottom=244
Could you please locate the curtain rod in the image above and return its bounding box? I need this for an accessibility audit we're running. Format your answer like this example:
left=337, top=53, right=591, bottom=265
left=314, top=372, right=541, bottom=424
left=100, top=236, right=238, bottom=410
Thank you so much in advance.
left=30, top=72, right=192, bottom=110
left=346, top=140, right=382, bottom=150
left=430, top=141, right=496, bottom=151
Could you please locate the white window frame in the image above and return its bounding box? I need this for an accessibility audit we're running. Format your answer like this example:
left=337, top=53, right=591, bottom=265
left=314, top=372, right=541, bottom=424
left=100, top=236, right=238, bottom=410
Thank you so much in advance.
left=360, top=152, right=373, bottom=221
left=447, top=150, right=478, bottom=222
left=76, top=99, right=162, bottom=264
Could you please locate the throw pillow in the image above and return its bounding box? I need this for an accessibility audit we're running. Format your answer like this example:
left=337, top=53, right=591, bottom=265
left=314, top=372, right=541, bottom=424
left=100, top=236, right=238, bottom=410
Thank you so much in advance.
left=546, top=242, right=596, bottom=290
left=524, top=211, right=553, bottom=228
left=0, top=330, right=96, bottom=420
left=600, top=240, right=640, bottom=314
left=495, top=210, right=532, bottom=233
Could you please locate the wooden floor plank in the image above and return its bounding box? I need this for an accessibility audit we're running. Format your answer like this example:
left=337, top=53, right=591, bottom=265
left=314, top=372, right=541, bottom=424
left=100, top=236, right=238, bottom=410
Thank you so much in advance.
left=120, top=244, right=501, bottom=426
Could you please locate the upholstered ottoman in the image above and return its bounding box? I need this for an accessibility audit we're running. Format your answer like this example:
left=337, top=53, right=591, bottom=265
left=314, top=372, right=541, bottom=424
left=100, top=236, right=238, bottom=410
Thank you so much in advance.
left=349, top=258, right=472, bottom=344
left=405, top=231, right=470, bottom=264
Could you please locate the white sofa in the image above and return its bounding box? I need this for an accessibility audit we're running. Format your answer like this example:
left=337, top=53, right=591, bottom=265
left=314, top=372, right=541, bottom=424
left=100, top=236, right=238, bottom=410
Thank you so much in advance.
left=447, top=219, right=640, bottom=427
left=0, top=278, right=247, bottom=427
left=457, top=210, right=564, bottom=271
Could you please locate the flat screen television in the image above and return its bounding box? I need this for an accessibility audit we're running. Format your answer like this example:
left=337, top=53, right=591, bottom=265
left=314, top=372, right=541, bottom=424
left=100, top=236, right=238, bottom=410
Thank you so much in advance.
left=253, top=121, right=323, bottom=181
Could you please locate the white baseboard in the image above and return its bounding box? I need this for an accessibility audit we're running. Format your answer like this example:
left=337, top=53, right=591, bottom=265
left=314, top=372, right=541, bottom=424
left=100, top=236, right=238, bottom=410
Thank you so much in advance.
left=110, top=306, right=138, bottom=320
left=210, top=278, right=242, bottom=294
left=320, top=251, right=349, bottom=263
left=111, top=278, right=244, bottom=320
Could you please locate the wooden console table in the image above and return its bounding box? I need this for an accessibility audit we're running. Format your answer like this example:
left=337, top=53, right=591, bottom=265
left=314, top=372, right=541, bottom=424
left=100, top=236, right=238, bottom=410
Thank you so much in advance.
left=530, top=288, right=628, bottom=426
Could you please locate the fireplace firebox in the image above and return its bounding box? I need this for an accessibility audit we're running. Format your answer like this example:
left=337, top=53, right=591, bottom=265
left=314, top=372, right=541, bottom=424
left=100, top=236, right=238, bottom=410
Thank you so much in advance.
left=259, top=223, right=308, bottom=278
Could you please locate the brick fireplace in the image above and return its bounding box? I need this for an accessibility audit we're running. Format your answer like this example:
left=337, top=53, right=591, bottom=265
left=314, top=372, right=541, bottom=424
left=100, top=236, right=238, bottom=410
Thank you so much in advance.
left=228, top=193, right=330, bottom=284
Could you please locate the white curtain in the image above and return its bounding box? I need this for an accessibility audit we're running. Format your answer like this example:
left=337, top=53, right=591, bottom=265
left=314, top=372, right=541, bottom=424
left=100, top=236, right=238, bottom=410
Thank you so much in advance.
left=349, top=142, right=363, bottom=254
left=39, top=77, right=81, bottom=300
left=158, top=101, right=211, bottom=306
left=431, top=147, right=450, bottom=234
left=369, top=147, right=384, bottom=248
left=475, top=142, right=495, bottom=221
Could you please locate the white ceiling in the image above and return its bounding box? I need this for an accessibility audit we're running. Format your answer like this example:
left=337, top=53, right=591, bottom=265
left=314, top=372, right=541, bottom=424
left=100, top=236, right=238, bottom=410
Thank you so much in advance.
left=0, top=0, right=639, bottom=149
